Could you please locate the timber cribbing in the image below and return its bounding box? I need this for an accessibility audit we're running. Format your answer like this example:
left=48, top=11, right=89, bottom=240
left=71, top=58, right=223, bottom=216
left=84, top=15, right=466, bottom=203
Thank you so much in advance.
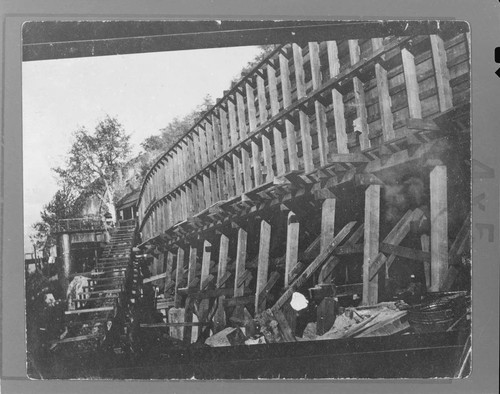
left=137, top=25, right=470, bottom=245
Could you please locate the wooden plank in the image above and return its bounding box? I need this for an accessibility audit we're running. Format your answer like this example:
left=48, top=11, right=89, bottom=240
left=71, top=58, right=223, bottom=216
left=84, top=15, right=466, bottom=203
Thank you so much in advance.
left=234, top=228, right=248, bottom=297
left=255, top=220, right=272, bottom=313
left=49, top=333, right=102, bottom=345
left=198, top=239, right=212, bottom=321
left=168, top=307, right=185, bottom=340
left=379, top=242, right=431, bottom=262
left=292, top=43, right=314, bottom=172
left=327, top=41, right=348, bottom=154
left=245, top=82, right=263, bottom=186
left=309, top=41, right=329, bottom=166
left=363, top=184, right=380, bottom=305
left=236, top=91, right=254, bottom=191
left=421, top=234, right=431, bottom=290
left=266, top=61, right=286, bottom=175
left=187, top=245, right=198, bottom=288
left=212, top=114, right=227, bottom=200
left=285, top=211, right=300, bottom=287
left=65, top=306, right=114, bottom=315
left=320, top=198, right=336, bottom=253
left=430, top=34, right=453, bottom=112
left=205, top=121, right=220, bottom=204
left=227, top=99, right=244, bottom=195
left=279, top=49, right=299, bottom=171
left=143, top=272, right=167, bottom=284
left=174, top=248, right=185, bottom=308
left=218, top=107, right=235, bottom=198
left=401, top=47, right=422, bottom=118
left=256, top=73, right=275, bottom=182
left=369, top=209, right=424, bottom=280
left=372, top=38, right=395, bottom=141
left=270, top=221, right=356, bottom=312
left=273, top=309, right=297, bottom=342
left=430, top=165, right=448, bottom=291
left=349, top=39, right=370, bottom=150
left=316, top=297, right=336, bottom=335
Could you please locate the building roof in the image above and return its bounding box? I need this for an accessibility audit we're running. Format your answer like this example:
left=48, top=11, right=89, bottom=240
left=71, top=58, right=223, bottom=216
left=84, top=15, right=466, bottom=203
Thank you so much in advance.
left=116, top=189, right=140, bottom=210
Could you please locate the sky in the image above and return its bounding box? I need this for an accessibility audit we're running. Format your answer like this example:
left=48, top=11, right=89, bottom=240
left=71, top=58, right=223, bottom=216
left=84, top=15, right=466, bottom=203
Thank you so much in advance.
left=22, top=45, right=262, bottom=253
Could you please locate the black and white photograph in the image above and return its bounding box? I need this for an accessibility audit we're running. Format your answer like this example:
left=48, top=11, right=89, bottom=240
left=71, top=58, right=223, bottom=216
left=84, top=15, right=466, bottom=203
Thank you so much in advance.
left=22, top=20, right=472, bottom=379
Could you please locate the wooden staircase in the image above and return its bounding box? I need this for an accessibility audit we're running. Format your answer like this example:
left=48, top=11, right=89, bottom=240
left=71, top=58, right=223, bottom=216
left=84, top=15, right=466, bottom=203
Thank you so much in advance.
left=49, top=222, right=136, bottom=352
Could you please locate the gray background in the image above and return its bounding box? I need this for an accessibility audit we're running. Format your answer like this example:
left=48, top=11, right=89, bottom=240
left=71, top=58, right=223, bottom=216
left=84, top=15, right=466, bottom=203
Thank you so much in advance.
left=1, top=0, right=498, bottom=393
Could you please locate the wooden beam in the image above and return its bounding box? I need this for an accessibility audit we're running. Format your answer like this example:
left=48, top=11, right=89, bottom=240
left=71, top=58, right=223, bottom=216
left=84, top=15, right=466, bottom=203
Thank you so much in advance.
left=214, top=233, right=229, bottom=332
left=363, top=185, right=381, bottom=305
left=401, top=47, right=422, bottom=119
left=234, top=228, right=248, bottom=298
left=327, top=41, right=348, bottom=154
left=270, top=221, right=356, bottom=312
left=285, top=211, right=300, bottom=288
left=430, top=165, right=448, bottom=291
left=320, top=198, right=336, bottom=253
left=255, top=73, right=275, bottom=182
left=372, top=38, right=395, bottom=141
left=236, top=91, right=254, bottom=191
left=198, top=239, right=212, bottom=321
left=430, top=34, right=453, bottom=112
left=279, top=49, right=299, bottom=171
left=349, top=39, right=370, bottom=150
left=174, top=248, right=185, bottom=308
left=292, top=43, right=314, bottom=172
left=421, top=234, right=431, bottom=290
left=309, top=41, right=329, bottom=166
left=245, top=82, right=263, bottom=186
left=255, top=220, right=272, bottom=313
left=266, top=62, right=286, bottom=176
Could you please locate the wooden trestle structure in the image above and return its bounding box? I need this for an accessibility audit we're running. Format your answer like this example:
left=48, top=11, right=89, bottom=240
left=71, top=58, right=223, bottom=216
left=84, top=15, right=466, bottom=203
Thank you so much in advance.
left=134, top=26, right=471, bottom=346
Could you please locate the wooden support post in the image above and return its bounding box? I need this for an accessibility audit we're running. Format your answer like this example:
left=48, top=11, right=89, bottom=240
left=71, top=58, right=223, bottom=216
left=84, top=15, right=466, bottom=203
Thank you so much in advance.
left=285, top=211, right=300, bottom=288
left=348, top=40, right=370, bottom=150
left=60, top=233, right=72, bottom=294
left=256, top=73, right=275, bottom=182
left=218, top=107, right=235, bottom=198
left=421, top=234, right=431, bottom=290
left=198, top=239, right=212, bottom=322
left=174, top=248, right=185, bottom=308
left=214, top=233, right=229, bottom=332
left=245, top=82, right=263, bottom=186
left=267, top=61, right=287, bottom=175
left=255, top=220, right=271, bottom=314
left=212, top=114, right=227, bottom=200
left=309, top=41, right=329, bottom=166
left=292, top=43, right=314, bottom=173
left=234, top=228, right=248, bottom=298
left=227, top=100, right=244, bottom=195
left=187, top=244, right=198, bottom=288
left=430, top=165, right=448, bottom=291
left=401, top=47, right=422, bottom=119
left=320, top=198, right=336, bottom=253
left=164, top=251, right=174, bottom=297
left=327, top=41, right=348, bottom=154
left=279, top=49, right=299, bottom=171
left=168, top=307, right=185, bottom=340
left=372, top=38, right=395, bottom=141
left=236, top=92, right=254, bottom=191
left=430, top=34, right=453, bottom=112
left=363, top=185, right=381, bottom=305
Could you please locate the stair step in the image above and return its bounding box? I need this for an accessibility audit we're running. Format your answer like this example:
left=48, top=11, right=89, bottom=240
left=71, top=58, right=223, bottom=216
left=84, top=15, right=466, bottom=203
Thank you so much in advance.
left=65, top=306, right=114, bottom=315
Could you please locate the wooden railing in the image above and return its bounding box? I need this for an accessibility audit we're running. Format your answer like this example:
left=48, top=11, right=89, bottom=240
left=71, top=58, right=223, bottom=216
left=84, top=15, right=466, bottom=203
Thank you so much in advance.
left=137, top=30, right=470, bottom=241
